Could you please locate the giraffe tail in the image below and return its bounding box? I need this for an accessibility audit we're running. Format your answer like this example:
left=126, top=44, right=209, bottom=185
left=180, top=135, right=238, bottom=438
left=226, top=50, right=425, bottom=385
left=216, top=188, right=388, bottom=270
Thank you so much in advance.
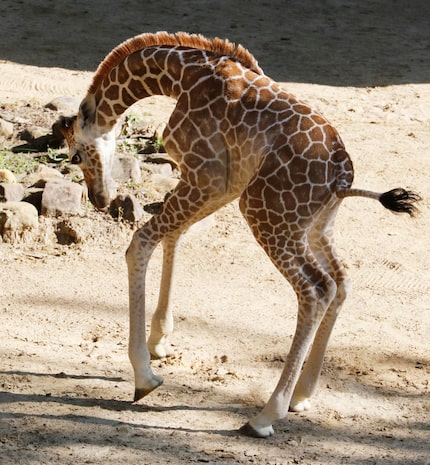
left=336, top=187, right=421, bottom=217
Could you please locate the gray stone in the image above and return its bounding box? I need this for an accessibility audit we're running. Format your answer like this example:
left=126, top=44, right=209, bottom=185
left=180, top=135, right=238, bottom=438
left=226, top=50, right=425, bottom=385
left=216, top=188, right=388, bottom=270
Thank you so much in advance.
left=0, top=183, right=25, bottom=202
left=45, top=96, right=81, bottom=113
left=150, top=173, right=179, bottom=195
left=109, top=194, right=144, bottom=223
left=0, top=201, right=39, bottom=243
left=41, top=179, right=83, bottom=217
left=112, top=154, right=142, bottom=183
left=144, top=162, right=173, bottom=177
left=22, top=164, right=63, bottom=187
left=34, top=164, right=63, bottom=179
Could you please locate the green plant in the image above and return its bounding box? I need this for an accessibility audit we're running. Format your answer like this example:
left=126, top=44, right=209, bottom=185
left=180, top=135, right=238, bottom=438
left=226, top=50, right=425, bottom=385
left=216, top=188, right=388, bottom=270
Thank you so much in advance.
left=152, top=135, right=164, bottom=153
left=121, top=111, right=142, bottom=137
left=0, top=149, right=39, bottom=174
left=140, top=133, right=165, bottom=154
left=46, top=147, right=68, bottom=163
left=117, top=138, right=139, bottom=156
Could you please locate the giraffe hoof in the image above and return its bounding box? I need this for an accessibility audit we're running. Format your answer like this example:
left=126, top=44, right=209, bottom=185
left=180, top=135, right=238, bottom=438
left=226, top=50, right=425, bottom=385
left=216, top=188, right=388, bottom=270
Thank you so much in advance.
left=289, top=398, right=311, bottom=412
left=239, top=422, right=274, bottom=438
left=133, top=376, right=164, bottom=402
left=149, top=341, right=175, bottom=359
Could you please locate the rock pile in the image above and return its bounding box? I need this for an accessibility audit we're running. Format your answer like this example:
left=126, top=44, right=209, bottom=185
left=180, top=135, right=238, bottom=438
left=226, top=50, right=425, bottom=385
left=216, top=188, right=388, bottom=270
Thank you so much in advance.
left=0, top=98, right=179, bottom=244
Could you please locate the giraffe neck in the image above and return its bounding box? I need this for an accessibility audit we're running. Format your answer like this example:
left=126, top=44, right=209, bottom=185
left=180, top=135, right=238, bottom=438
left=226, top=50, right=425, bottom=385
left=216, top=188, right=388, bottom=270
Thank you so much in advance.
left=86, top=46, right=218, bottom=130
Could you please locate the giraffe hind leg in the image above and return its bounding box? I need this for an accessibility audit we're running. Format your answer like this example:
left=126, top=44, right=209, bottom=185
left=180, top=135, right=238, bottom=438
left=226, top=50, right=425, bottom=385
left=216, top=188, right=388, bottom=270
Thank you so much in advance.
left=238, top=184, right=338, bottom=437
left=289, top=201, right=351, bottom=412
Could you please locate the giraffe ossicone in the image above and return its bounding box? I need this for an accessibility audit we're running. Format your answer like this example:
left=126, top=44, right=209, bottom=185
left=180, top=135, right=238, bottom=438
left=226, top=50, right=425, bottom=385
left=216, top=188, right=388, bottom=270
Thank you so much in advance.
left=58, top=31, right=420, bottom=438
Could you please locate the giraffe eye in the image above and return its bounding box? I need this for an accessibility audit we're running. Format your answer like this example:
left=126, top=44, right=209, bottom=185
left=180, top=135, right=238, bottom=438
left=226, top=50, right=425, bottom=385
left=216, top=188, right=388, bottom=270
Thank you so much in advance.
left=71, top=152, right=82, bottom=165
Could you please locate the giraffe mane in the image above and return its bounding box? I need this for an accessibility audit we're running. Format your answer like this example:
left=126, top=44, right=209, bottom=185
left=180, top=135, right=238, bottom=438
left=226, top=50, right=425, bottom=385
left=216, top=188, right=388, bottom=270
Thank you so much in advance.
left=88, top=31, right=263, bottom=94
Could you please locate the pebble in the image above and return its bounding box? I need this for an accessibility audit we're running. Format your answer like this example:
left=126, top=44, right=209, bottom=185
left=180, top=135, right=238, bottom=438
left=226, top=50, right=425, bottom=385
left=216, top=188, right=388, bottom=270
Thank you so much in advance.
left=0, top=169, right=17, bottom=183
left=0, top=117, right=14, bottom=138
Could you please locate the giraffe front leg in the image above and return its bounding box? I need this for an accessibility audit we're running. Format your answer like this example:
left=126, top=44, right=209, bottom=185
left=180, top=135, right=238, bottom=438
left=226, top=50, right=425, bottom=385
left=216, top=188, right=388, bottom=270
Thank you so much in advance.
left=126, top=231, right=163, bottom=401
left=147, top=235, right=180, bottom=359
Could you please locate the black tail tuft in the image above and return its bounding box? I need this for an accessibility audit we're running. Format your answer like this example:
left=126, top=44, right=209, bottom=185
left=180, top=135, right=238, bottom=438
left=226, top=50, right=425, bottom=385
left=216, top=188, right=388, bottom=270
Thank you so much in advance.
left=379, top=188, right=421, bottom=217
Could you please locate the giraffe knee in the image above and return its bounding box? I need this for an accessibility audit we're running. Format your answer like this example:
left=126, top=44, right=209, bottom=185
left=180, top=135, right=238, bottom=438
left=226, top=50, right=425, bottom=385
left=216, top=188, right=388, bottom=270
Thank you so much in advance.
left=125, top=233, right=140, bottom=264
left=334, top=272, right=351, bottom=304
left=126, top=229, right=157, bottom=267
left=307, top=275, right=337, bottom=310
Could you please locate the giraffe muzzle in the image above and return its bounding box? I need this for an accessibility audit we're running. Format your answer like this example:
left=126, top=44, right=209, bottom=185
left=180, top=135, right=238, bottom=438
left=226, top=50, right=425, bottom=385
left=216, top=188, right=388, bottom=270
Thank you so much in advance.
left=88, top=190, right=111, bottom=211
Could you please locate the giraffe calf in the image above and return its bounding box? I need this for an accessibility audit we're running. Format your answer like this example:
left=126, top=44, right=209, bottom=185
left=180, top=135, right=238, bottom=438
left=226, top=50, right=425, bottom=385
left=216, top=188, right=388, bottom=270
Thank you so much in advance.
left=58, top=32, right=420, bottom=437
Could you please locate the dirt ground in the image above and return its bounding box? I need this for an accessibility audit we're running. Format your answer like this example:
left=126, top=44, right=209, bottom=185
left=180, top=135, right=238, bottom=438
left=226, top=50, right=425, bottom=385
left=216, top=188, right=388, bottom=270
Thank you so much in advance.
left=1, top=1, right=429, bottom=464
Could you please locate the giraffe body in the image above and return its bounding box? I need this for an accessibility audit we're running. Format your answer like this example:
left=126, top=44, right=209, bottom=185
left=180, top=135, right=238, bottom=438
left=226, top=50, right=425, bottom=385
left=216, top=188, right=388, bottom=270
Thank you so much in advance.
left=59, top=32, right=420, bottom=437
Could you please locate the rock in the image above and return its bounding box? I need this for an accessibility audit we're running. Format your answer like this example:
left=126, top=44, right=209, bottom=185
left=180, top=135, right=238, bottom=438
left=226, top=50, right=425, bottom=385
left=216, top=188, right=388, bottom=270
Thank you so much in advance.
left=109, top=194, right=144, bottom=222
left=150, top=173, right=179, bottom=194
left=45, top=96, right=81, bottom=113
left=140, top=153, right=177, bottom=169
left=34, top=164, right=63, bottom=178
left=41, top=179, right=83, bottom=216
left=60, top=164, right=82, bottom=179
left=0, top=169, right=17, bottom=183
left=22, top=164, right=63, bottom=187
left=112, top=154, right=142, bottom=183
left=0, top=117, right=14, bottom=139
left=0, top=183, right=25, bottom=202
left=144, top=162, right=173, bottom=177
left=143, top=201, right=164, bottom=214
left=0, top=201, right=39, bottom=243
left=35, top=164, right=64, bottom=178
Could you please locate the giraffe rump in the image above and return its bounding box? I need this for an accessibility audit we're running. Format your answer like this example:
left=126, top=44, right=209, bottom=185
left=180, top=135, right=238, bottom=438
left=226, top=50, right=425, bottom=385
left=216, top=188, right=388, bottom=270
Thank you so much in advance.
left=88, top=31, right=263, bottom=95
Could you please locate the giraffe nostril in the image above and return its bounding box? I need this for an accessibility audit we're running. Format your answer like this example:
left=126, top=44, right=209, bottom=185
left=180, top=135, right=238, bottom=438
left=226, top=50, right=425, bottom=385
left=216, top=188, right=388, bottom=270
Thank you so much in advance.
left=89, top=190, right=110, bottom=210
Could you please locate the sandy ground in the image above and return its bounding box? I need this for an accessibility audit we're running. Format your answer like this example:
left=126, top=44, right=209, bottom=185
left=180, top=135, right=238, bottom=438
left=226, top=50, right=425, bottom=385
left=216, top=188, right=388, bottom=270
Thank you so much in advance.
left=1, top=1, right=429, bottom=464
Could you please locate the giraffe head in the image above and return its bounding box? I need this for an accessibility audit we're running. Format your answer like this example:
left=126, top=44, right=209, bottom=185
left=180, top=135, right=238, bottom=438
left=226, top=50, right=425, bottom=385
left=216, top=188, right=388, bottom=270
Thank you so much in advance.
left=57, top=96, right=117, bottom=210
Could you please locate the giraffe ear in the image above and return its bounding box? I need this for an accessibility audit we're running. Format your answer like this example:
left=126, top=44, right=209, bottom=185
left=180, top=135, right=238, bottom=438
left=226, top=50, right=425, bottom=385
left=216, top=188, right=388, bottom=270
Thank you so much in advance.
left=79, top=94, right=96, bottom=127
left=59, top=115, right=76, bottom=129
left=53, top=115, right=76, bottom=138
